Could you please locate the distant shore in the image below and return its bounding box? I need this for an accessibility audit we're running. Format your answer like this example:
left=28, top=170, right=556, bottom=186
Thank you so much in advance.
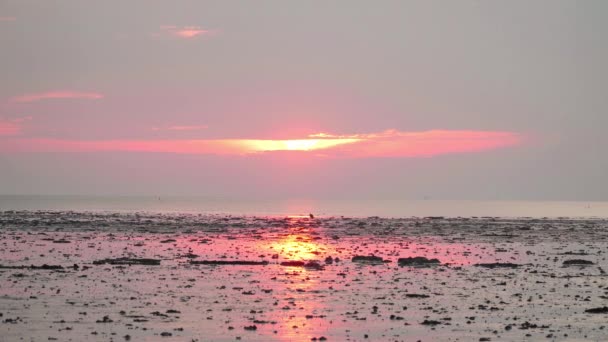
left=1, top=195, right=608, bottom=218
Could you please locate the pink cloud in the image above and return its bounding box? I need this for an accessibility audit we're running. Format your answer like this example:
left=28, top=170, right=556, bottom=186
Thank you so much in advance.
left=11, top=91, right=104, bottom=103
left=309, top=130, right=522, bottom=158
left=0, top=117, right=31, bottom=136
left=153, top=125, right=209, bottom=131
left=160, top=25, right=210, bottom=39
left=0, top=122, right=19, bottom=136
left=0, top=129, right=523, bottom=157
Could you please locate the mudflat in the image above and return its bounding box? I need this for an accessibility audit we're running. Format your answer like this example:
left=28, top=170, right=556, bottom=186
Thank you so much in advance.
left=1, top=211, right=607, bottom=341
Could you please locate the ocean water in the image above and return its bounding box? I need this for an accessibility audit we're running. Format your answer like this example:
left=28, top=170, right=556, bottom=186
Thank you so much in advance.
left=0, top=195, right=606, bottom=218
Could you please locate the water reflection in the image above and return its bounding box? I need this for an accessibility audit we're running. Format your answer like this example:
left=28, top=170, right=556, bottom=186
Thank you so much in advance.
left=131, top=223, right=513, bottom=341
left=266, top=228, right=330, bottom=261
left=259, top=226, right=334, bottom=341
left=0, top=216, right=524, bottom=341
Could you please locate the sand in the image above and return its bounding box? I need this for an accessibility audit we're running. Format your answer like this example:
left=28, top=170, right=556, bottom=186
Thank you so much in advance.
left=1, top=211, right=607, bottom=341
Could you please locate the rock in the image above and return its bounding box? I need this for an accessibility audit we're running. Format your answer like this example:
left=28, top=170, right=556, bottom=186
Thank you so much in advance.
left=563, top=259, right=594, bottom=266
left=244, top=325, right=257, bottom=331
left=562, top=251, right=589, bottom=256
left=190, top=260, right=269, bottom=266
left=474, top=263, right=520, bottom=269
left=280, top=261, right=306, bottom=267
left=181, top=253, right=199, bottom=259
left=421, top=319, right=441, bottom=325
left=585, top=307, right=608, bottom=313
left=304, top=261, right=324, bottom=270
left=0, top=264, right=64, bottom=270
left=151, top=311, right=169, bottom=317
left=38, top=264, right=64, bottom=270
left=519, top=321, right=549, bottom=329
left=351, top=255, right=386, bottom=264
left=406, top=294, right=430, bottom=298
left=92, top=258, right=161, bottom=266
left=279, top=261, right=324, bottom=270
left=95, top=316, right=113, bottom=323
left=398, top=257, right=440, bottom=266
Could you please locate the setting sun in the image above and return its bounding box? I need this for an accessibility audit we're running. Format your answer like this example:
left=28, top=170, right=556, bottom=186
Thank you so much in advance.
left=284, top=139, right=321, bottom=151
left=229, top=137, right=362, bottom=153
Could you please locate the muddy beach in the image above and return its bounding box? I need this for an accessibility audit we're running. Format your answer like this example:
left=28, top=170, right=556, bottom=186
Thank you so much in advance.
left=1, top=211, right=608, bottom=341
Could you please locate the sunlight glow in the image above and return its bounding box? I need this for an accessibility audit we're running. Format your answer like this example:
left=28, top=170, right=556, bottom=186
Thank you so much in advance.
left=267, top=233, right=325, bottom=261
left=237, top=138, right=361, bottom=152
left=0, top=130, right=522, bottom=157
left=175, top=28, right=208, bottom=38
left=160, top=25, right=209, bottom=39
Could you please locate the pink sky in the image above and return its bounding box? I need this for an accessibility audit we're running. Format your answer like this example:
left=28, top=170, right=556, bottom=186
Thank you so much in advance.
left=0, top=120, right=20, bottom=136
left=158, top=25, right=212, bottom=39
left=0, top=1, right=605, bottom=200
left=0, top=127, right=521, bottom=157
left=11, top=91, right=104, bottom=103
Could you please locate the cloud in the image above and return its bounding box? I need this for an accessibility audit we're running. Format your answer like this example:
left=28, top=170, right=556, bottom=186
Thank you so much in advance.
left=0, top=117, right=30, bottom=136
left=0, top=17, right=16, bottom=22
left=159, top=25, right=210, bottom=39
left=0, top=129, right=522, bottom=157
left=11, top=91, right=104, bottom=103
left=309, top=130, right=522, bottom=158
left=152, top=125, right=209, bottom=131
left=0, top=122, right=20, bottom=136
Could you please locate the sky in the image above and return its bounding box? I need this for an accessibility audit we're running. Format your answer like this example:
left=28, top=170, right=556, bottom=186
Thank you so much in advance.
left=0, top=1, right=607, bottom=201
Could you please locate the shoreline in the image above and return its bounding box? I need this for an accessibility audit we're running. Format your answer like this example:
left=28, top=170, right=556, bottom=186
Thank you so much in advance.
left=2, top=209, right=608, bottom=222
left=2, top=196, right=608, bottom=219
left=1, top=211, right=608, bottom=341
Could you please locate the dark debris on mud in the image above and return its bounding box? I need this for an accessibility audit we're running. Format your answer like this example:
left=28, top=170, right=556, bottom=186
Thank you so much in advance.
left=2, top=211, right=608, bottom=341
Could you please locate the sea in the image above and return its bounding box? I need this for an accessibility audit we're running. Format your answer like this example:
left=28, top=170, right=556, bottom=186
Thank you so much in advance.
left=0, top=195, right=606, bottom=218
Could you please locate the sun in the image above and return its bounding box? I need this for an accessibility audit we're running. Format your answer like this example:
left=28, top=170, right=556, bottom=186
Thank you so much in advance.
left=226, top=137, right=361, bottom=154
left=283, top=139, right=320, bottom=151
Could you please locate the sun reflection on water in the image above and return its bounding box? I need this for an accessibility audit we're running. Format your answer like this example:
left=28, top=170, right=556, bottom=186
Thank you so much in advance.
left=267, top=230, right=328, bottom=261
left=258, top=227, right=334, bottom=341
left=150, top=217, right=519, bottom=341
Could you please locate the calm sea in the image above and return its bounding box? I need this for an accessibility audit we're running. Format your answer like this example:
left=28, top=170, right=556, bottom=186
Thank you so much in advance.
left=0, top=195, right=606, bottom=218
